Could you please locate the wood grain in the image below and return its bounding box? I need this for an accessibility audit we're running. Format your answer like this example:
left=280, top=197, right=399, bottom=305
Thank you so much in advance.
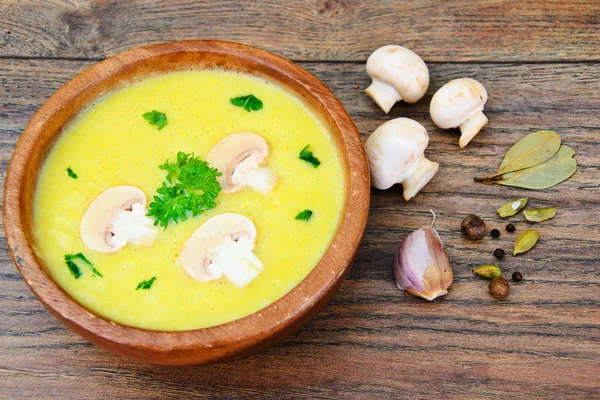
left=1, top=0, right=600, bottom=62
left=1, top=56, right=599, bottom=397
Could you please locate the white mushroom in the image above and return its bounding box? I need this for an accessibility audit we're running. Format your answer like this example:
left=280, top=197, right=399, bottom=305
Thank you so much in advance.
left=206, top=132, right=278, bottom=194
left=179, top=213, right=264, bottom=288
left=80, top=186, right=158, bottom=253
left=429, top=78, right=489, bottom=148
left=364, top=118, right=439, bottom=201
left=365, top=45, right=430, bottom=113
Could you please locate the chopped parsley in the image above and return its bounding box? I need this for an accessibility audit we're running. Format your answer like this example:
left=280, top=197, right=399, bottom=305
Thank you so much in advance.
left=65, top=253, right=102, bottom=279
left=136, top=277, right=157, bottom=290
left=295, top=209, right=313, bottom=222
left=66, top=167, right=78, bottom=179
left=230, top=94, right=263, bottom=112
left=142, top=110, right=168, bottom=130
left=299, top=145, right=321, bottom=168
left=147, top=152, right=222, bottom=228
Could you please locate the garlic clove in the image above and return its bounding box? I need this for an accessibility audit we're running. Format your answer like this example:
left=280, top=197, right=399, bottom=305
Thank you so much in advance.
left=394, top=213, right=453, bottom=301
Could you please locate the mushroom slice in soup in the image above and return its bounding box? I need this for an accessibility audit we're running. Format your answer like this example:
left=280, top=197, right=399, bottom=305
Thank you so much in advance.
left=180, top=213, right=264, bottom=288
left=80, top=186, right=158, bottom=253
left=207, top=132, right=278, bottom=194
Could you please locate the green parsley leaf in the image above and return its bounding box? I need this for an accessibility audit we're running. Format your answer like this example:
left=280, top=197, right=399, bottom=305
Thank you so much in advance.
left=299, top=145, right=321, bottom=168
left=65, top=260, right=82, bottom=279
left=230, top=94, right=263, bottom=112
left=65, top=253, right=101, bottom=278
left=143, top=110, right=168, bottom=130
left=147, top=152, right=222, bottom=228
left=66, top=167, right=78, bottom=179
left=136, top=277, right=157, bottom=290
left=295, top=209, right=313, bottom=222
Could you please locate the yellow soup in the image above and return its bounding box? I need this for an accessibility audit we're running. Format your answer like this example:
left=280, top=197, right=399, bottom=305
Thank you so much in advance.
left=33, top=70, right=346, bottom=331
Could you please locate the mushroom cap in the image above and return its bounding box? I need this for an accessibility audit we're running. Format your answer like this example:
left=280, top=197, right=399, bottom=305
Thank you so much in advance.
left=430, top=78, right=488, bottom=129
left=366, top=45, right=429, bottom=103
left=206, top=132, right=270, bottom=193
left=179, top=213, right=257, bottom=282
left=364, top=118, right=430, bottom=190
left=80, top=186, right=147, bottom=253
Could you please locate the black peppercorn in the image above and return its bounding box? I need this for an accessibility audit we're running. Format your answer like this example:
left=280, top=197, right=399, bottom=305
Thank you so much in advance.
left=506, top=223, right=516, bottom=233
left=512, top=272, right=523, bottom=282
left=494, top=248, right=506, bottom=259
left=491, top=228, right=500, bottom=238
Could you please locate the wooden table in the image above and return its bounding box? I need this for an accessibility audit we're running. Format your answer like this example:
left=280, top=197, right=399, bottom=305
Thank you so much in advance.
left=1, top=1, right=599, bottom=398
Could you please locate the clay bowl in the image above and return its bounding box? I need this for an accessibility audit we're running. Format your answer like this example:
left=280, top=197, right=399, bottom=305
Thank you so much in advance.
left=3, top=40, right=369, bottom=365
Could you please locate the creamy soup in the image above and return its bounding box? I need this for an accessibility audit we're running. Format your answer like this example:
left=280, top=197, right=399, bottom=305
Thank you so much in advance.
left=33, top=70, right=346, bottom=331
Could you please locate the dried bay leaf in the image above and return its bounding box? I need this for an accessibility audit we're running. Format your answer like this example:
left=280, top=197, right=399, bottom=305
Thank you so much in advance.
left=498, top=145, right=577, bottom=189
left=497, top=197, right=528, bottom=218
left=523, top=207, right=557, bottom=222
left=498, top=130, right=561, bottom=175
left=514, top=229, right=539, bottom=255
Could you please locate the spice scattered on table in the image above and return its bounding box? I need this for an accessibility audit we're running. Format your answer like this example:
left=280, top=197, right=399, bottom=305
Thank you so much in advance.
left=513, top=229, right=539, bottom=255
left=461, top=215, right=487, bottom=240
left=494, top=248, right=506, bottom=259
left=523, top=207, right=558, bottom=222
left=497, top=197, right=528, bottom=218
left=512, top=272, right=523, bottom=282
left=473, top=265, right=502, bottom=279
left=490, top=228, right=500, bottom=238
left=506, top=223, right=516, bottom=233
left=489, top=276, right=510, bottom=298
left=474, top=131, right=577, bottom=189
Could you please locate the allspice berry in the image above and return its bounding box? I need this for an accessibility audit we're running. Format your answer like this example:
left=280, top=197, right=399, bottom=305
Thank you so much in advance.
left=489, top=276, right=510, bottom=299
left=461, top=215, right=487, bottom=240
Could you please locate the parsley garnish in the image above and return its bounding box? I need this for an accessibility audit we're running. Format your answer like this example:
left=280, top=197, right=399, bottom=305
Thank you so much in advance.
left=295, top=209, right=313, bottom=222
left=65, top=253, right=102, bottom=279
left=66, top=167, right=78, bottom=179
left=136, top=277, right=157, bottom=290
left=230, top=94, right=263, bottom=112
left=143, top=110, right=168, bottom=130
left=299, top=145, right=321, bottom=168
left=147, top=152, right=222, bottom=228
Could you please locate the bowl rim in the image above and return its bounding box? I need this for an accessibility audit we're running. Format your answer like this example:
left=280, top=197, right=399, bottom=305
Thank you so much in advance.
left=2, top=40, right=370, bottom=365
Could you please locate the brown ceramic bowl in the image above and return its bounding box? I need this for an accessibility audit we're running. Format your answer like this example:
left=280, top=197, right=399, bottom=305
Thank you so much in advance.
left=3, top=40, right=369, bottom=365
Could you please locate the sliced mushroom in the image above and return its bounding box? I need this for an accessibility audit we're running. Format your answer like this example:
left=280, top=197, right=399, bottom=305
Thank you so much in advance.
left=80, top=186, right=158, bottom=253
left=430, top=78, right=489, bottom=148
left=179, top=213, right=264, bottom=288
left=206, top=132, right=278, bottom=194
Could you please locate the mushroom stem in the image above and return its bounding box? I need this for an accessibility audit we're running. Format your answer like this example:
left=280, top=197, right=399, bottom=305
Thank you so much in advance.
left=458, top=111, right=488, bottom=148
left=210, top=238, right=264, bottom=288
left=109, top=203, right=159, bottom=247
left=243, top=166, right=278, bottom=194
left=402, top=156, right=440, bottom=201
left=365, top=79, right=402, bottom=114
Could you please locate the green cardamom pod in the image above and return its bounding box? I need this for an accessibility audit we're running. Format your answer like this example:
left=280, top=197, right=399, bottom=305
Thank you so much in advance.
left=513, top=229, right=539, bottom=255
left=473, top=265, right=502, bottom=279
left=497, top=197, right=528, bottom=218
left=523, top=207, right=557, bottom=222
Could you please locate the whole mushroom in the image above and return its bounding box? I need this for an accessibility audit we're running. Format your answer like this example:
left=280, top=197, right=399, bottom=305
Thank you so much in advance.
left=365, top=45, right=429, bottom=114
left=80, top=186, right=158, bottom=253
left=179, top=213, right=264, bottom=288
left=365, top=118, right=439, bottom=201
left=207, top=132, right=278, bottom=194
left=430, top=78, right=488, bottom=148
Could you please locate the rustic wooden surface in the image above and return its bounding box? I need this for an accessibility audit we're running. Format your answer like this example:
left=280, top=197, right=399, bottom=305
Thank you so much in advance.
left=1, top=1, right=599, bottom=398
